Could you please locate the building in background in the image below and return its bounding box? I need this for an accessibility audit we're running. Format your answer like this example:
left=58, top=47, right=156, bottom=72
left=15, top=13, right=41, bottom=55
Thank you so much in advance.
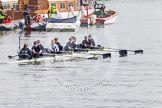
left=0, top=0, right=81, bottom=20
left=1, top=0, right=81, bottom=11
left=1, top=0, right=18, bottom=10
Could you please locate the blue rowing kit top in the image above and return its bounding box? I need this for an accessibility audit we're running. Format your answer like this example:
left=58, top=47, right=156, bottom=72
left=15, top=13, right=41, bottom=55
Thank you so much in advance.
left=32, top=46, right=42, bottom=52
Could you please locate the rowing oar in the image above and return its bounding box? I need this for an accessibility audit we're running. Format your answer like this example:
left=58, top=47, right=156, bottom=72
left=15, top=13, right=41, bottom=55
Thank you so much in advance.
left=103, top=48, right=143, bottom=57
left=75, top=46, right=143, bottom=57
left=8, top=55, right=19, bottom=59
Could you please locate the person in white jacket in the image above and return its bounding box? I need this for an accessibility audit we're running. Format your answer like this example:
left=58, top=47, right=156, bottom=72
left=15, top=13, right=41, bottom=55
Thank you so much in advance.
left=48, top=39, right=59, bottom=53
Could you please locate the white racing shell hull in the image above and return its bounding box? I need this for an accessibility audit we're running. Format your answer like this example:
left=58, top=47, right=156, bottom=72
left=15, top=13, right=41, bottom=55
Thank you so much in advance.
left=6, top=51, right=111, bottom=64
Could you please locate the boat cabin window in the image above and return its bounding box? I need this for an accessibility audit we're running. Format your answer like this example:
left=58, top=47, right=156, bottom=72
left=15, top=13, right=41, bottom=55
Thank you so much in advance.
left=68, top=2, right=73, bottom=7
left=60, top=2, right=65, bottom=9
left=51, top=2, right=56, bottom=7
left=76, top=1, right=80, bottom=7
left=12, top=3, right=18, bottom=10
left=82, top=0, right=88, bottom=5
left=3, top=3, right=10, bottom=9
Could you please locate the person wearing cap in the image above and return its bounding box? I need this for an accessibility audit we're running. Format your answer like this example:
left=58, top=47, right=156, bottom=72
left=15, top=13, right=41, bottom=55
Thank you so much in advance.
left=31, top=41, right=43, bottom=58
left=88, top=34, right=96, bottom=47
left=47, top=39, right=59, bottom=53
left=54, top=38, right=63, bottom=51
left=48, top=5, right=58, bottom=18
left=19, top=44, right=32, bottom=60
left=23, top=4, right=30, bottom=25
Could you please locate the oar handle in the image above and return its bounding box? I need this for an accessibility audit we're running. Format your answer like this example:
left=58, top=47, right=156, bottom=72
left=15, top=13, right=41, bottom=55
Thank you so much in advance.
left=8, top=55, right=18, bottom=59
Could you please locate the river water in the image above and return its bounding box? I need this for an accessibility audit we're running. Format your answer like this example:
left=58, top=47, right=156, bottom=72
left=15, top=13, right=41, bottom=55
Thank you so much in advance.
left=0, top=0, right=162, bottom=108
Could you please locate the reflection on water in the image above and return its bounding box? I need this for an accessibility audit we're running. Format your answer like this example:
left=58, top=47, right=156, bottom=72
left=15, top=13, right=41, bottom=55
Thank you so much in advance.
left=0, top=0, right=162, bottom=107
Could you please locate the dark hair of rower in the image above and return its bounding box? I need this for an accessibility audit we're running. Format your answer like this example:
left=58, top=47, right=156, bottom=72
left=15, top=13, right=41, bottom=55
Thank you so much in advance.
left=71, top=36, right=76, bottom=41
left=54, top=38, right=58, bottom=41
left=84, top=35, right=87, bottom=39
left=88, top=34, right=92, bottom=38
left=23, top=44, right=28, bottom=48
left=34, top=41, right=37, bottom=44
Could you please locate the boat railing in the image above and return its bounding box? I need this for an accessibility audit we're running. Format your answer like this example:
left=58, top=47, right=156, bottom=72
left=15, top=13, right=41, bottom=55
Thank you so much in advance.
left=50, top=14, right=61, bottom=18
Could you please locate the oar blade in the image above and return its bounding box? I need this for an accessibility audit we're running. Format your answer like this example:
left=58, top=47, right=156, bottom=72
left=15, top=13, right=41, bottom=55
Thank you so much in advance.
left=134, top=50, right=143, bottom=54
left=8, top=55, right=13, bottom=59
left=119, top=50, right=128, bottom=57
left=102, top=53, right=111, bottom=59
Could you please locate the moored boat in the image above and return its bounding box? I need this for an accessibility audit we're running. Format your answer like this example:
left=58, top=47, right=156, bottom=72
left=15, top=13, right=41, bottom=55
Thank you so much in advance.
left=46, top=15, right=79, bottom=31
left=95, top=10, right=118, bottom=24
left=0, top=16, right=19, bottom=30
left=46, top=6, right=80, bottom=31
left=80, top=1, right=118, bottom=25
left=18, top=17, right=47, bottom=31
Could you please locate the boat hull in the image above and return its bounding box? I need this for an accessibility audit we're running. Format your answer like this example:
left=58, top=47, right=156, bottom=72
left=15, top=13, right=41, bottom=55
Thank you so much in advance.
left=0, top=23, right=17, bottom=31
left=7, top=53, right=97, bottom=64
left=96, top=11, right=118, bottom=24
left=19, top=21, right=46, bottom=31
left=80, top=14, right=96, bottom=25
left=80, top=10, right=118, bottom=25
left=6, top=50, right=112, bottom=64
left=46, top=16, right=79, bottom=31
left=46, top=22, right=79, bottom=31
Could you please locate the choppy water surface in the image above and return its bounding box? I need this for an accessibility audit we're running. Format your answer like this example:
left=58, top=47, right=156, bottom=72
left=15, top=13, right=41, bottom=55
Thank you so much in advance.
left=0, top=0, right=162, bottom=108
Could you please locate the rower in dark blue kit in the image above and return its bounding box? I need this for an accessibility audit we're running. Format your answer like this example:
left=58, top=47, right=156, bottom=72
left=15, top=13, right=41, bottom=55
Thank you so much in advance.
left=82, top=36, right=91, bottom=48
left=88, top=34, right=96, bottom=47
left=31, top=41, right=43, bottom=58
left=19, top=44, right=32, bottom=60
left=54, top=38, right=63, bottom=51
left=37, top=40, right=45, bottom=53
